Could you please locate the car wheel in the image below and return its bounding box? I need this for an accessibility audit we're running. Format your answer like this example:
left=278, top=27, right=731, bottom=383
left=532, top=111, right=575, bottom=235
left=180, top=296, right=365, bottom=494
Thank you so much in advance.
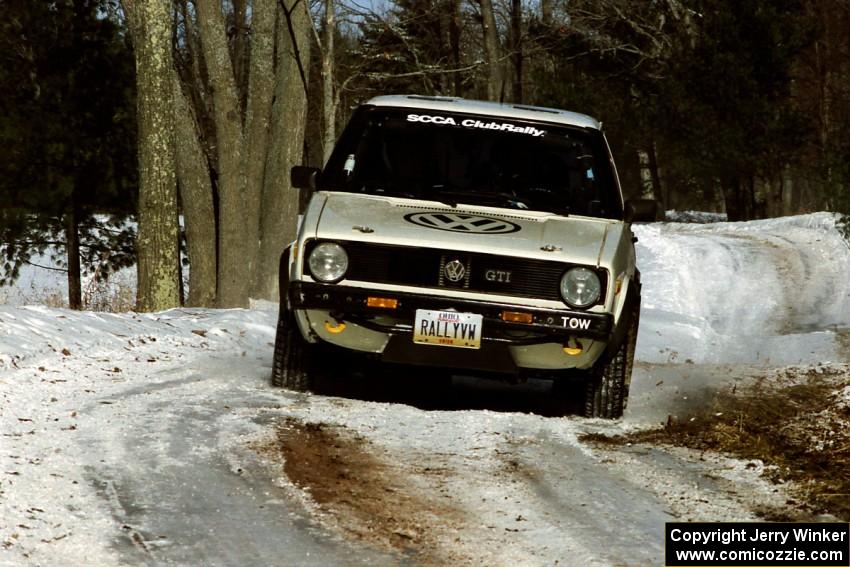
left=584, top=303, right=639, bottom=419
left=271, top=307, right=314, bottom=392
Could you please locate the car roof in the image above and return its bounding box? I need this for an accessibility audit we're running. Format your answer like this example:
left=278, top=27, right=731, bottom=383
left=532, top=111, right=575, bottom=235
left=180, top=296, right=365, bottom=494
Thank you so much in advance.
left=366, top=95, right=601, bottom=130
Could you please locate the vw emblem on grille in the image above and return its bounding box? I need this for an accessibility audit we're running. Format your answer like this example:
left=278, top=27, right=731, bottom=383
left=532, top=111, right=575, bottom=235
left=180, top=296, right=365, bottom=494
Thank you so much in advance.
left=443, top=259, right=466, bottom=282
left=404, top=212, right=521, bottom=234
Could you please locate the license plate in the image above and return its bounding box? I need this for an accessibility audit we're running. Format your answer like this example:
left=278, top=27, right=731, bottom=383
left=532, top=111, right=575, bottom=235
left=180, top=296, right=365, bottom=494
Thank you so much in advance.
left=413, top=309, right=482, bottom=349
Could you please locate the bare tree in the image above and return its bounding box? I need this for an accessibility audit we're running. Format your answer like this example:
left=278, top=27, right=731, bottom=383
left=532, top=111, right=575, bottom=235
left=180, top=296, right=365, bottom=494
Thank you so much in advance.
left=122, top=0, right=316, bottom=307
left=479, top=0, right=504, bottom=101
left=172, top=71, right=217, bottom=307
left=253, top=0, right=313, bottom=300
left=540, top=0, right=552, bottom=24
left=321, top=0, right=336, bottom=163
left=125, top=0, right=181, bottom=312
left=171, top=0, right=310, bottom=307
left=508, top=0, right=522, bottom=102
left=194, top=1, right=250, bottom=308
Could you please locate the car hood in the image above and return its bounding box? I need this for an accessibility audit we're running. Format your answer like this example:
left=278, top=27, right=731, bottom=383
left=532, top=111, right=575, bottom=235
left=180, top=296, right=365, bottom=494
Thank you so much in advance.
left=314, top=192, right=616, bottom=266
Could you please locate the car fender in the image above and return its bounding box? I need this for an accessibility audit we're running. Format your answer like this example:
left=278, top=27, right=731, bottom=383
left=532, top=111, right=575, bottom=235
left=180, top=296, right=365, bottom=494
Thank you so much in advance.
left=604, top=274, right=641, bottom=359
left=278, top=244, right=318, bottom=343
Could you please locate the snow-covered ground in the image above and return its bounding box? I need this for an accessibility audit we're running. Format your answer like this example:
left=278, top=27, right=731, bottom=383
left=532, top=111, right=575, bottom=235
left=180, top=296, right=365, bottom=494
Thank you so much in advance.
left=636, top=213, right=850, bottom=365
left=1, top=213, right=849, bottom=565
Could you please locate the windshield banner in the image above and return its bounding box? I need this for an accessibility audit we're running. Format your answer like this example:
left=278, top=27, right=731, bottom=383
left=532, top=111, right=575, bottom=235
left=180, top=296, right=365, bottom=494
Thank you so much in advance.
left=406, top=113, right=546, bottom=137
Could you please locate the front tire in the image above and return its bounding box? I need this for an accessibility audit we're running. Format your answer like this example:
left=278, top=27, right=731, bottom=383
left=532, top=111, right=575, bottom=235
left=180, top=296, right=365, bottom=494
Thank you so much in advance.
left=271, top=308, right=313, bottom=392
left=584, top=303, right=639, bottom=419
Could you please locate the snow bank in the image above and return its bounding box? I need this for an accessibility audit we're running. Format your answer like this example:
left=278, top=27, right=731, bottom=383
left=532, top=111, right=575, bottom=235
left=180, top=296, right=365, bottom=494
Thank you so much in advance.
left=4, top=212, right=849, bottom=368
left=0, top=306, right=272, bottom=370
left=635, top=212, right=850, bottom=364
left=664, top=210, right=727, bottom=223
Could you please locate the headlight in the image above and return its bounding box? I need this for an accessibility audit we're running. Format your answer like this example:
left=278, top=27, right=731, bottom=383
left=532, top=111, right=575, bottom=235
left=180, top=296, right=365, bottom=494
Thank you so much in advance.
left=308, top=242, right=348, bottom=283
left=560, top=267, right=601, bottom=308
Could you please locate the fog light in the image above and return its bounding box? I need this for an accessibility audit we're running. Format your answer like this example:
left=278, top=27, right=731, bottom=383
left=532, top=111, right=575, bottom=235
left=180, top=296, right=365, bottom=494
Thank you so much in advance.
left=501, top=311, right=533, bottom=324
left=324, top=321, right=346, bottom=334
left=367, top=297, right=398, bottom=309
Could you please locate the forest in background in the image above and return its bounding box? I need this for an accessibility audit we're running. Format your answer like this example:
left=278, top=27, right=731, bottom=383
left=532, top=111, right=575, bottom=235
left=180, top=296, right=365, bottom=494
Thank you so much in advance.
left=1, top=0, right=849, bottom=310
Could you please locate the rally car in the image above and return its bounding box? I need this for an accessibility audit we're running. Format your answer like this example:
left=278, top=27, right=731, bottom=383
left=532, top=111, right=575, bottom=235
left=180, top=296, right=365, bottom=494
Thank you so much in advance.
left=272, top=95, right=655, bottom=418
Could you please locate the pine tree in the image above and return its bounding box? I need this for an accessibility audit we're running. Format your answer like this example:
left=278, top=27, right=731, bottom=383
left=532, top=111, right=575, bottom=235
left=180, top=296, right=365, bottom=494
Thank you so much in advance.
left=0, top=0, right=137, bottom=308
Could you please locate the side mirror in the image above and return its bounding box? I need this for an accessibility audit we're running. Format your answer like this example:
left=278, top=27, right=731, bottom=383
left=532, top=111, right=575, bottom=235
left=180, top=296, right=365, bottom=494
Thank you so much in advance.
left=290, top=166, right=321, bottom=190
left=624, top=199, right=658, bottom=223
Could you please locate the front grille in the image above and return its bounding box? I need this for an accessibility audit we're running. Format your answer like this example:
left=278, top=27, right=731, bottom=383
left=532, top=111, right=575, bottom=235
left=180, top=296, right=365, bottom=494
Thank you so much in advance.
left=331, top=241, right=606, bottom=304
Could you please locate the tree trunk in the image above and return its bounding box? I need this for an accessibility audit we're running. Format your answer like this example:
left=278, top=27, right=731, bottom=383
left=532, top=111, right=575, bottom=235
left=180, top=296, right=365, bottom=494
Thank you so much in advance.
left=241, top=0, right=277, bottom=301
left=509, top=0, right=523, bottom=103
left=541, top=0, right=552, bottom=25
left=232, top=0, right=249, bottom=99
left=479, top=0, right=503, bottom=101
left=173, top=72, right=217, bottom=307
left=721, top=177, right=742, bottom=222
left=321, top=0, right=335, bottom=164
left=195, top=0, right=249, bottom=308
left=437, top=0, right=461, bottom=95
left=64, top=204, right=82, bottom=310
left=647, top=140, right=663, bottom=209
left=131, top=0, right=181, bottom=312
left=781, top=164, right=794, bottom=216
left=253, top=0, right=311, bottom=300
left=637, top=149, right=654, bottom=199
left=450, top=0, right=461, bottom=96
left=177, top=0, right=211, bottom=136
left=722, top=175, right=757, bottom=221
left=439, top=2, right=451, bottom=94
left=748, top=175, right=761, bottom=219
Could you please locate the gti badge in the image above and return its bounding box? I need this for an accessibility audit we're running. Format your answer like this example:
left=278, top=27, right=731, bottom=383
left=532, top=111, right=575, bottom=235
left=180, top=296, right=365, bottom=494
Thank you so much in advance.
left=443, top=259, right=466, bottom=282
left=485, top=270, right=512, bottom=283
left=404, top=212, right=521, bottom=234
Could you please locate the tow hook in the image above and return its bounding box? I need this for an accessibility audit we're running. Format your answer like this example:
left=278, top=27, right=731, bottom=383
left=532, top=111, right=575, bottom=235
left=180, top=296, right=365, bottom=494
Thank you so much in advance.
left=563, top=336, right=583, bottom=356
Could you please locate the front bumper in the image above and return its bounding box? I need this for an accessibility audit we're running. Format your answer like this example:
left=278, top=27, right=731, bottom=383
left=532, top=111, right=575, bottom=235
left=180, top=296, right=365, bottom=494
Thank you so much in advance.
left=289, top=281, right=613, bottom=345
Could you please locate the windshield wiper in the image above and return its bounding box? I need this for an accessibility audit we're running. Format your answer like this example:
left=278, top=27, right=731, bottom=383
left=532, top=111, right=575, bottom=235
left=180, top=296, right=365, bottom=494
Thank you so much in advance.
left=412, top=185, right=455, bottom=207
left=431, top=189, right=527, bottom=210
left=359, top=185, right=421, bottom=200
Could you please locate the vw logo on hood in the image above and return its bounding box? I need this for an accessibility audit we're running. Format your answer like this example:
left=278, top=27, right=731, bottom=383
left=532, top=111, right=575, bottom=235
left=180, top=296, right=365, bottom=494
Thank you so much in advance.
left=404, top=212, right=521, bottom=234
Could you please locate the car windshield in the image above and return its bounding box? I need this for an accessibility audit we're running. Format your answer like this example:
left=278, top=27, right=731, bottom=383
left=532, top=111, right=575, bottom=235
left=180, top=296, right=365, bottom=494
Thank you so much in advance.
left=320, top=106, right=623, bottom=218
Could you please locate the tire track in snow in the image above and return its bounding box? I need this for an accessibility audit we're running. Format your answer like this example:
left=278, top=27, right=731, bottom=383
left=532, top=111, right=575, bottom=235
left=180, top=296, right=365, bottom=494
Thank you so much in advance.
left=0, top=308, right=400, bottom=567
left=271, top=374, right=803, bottom=566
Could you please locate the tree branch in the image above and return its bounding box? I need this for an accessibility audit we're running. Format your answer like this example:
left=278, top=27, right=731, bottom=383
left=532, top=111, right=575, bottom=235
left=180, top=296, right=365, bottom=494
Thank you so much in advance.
left=278, top=0, right=310, bottom=98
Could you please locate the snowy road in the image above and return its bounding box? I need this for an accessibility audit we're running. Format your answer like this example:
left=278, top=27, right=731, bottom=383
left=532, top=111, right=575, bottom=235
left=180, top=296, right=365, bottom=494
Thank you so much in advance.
left=1, top=213, right=849, bottom=566
left=0, top=310, right=402, bottom=566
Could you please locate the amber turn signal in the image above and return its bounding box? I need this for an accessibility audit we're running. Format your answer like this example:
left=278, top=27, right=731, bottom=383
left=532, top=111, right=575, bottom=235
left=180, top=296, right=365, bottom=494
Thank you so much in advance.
left=367, top=297, right=398, bottom=309
left=501, top=311, right=533, bottom=324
